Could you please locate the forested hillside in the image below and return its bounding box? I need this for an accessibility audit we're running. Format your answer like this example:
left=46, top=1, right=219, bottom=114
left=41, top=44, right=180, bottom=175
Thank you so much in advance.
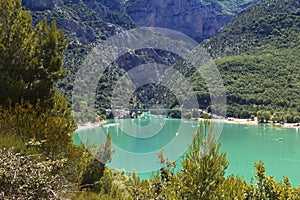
left=204, top=0, right=300, bottom=57
left=202, top=0, right=300, bottom=121
left=22, top=1, right=135, bottom=117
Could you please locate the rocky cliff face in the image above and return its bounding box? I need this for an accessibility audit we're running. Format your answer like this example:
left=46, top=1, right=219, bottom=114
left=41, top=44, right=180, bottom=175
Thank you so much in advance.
left=22, top=0, right=67, bottom=10
left=93, top=0, right=122, bottom=11
left=24, top=0, right=134, bottom=44
left=23, top=0, right=259, bottom=42
left=125, top=0, right=231, bottom=42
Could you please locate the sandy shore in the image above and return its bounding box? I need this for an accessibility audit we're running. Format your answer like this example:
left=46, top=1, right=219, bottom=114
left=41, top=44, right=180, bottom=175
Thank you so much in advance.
left=280, top=122, right=300, bottom=129
left=219, top=118, right=258, bottom=125
left=76, top=118, right=299, bottom=131
left=77, top=121, right=106, bottom=131
left=212, top=118, right=299, bottom=129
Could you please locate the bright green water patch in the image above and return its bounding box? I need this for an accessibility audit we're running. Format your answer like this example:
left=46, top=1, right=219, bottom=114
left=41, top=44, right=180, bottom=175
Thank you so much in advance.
left=74, top=118, right=300, bottom=185
left=220, top=123, right=300, bottom=185
left=74, top=115, right=200, bottom=172
left=105, top=120, right=179, bottom=153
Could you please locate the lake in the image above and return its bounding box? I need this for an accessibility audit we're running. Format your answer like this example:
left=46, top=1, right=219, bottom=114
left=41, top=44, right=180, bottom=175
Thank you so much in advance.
left=74, top=116, right=300, bottom=186
left=220, top=123, right=300, bottom=185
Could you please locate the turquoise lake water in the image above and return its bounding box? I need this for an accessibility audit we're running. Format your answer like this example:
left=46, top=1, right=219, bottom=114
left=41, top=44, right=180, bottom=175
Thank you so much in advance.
left=74, top=116, right=300, bottom=186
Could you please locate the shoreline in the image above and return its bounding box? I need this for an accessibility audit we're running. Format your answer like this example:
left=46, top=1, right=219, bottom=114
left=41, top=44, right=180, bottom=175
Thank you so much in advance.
left=76, top=121, right=106, bottom=131
left=75, top=117, right=299, bottom=131
left=209, top=118, right=299, bottom=129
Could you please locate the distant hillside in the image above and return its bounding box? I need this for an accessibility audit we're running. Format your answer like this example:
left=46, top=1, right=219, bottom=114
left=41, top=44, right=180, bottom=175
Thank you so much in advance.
left=199, top=0, right=260, bottom=15
left=20, top=0, right=260, bottom=122
left=22, top=1, right=135, bottom=117
left=201, top=0, right=300, bottom=121
left=23, top=0, right=260, bottom=43
left=22, top=0, right=299, bottom=122
left=204, top=0, right=300, bottom=57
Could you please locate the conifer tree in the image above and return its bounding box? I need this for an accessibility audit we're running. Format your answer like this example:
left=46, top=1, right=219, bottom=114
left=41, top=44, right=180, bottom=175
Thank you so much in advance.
left=170, top=120, right=229, bottom=199
left=0, top=0, right=67, bottom=107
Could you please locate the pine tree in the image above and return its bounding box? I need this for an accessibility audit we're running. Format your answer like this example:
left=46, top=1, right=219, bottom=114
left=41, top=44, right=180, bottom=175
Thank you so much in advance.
left=172, top=120, right=229, bottom=199
left=0, top=0, right=67, bottom=107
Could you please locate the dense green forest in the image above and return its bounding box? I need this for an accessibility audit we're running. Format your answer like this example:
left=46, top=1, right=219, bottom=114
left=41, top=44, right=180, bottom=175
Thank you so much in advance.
left=203, top=0, right=300, bottom=120
left=1, top=0, right=300, bottom=199
left=204, top=0, right=300, bottom=57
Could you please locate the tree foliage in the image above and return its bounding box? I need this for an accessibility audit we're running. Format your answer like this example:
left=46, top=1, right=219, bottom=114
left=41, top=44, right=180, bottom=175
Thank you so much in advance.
left=0, top=0, right=67, bottom=108
left=79, top=134, right=114, bottom=191
left=172, top=121, right=229, bottom=199
left=0, top=92, right=75, bottom=159
left=245, top=161, right=300, bottom=199
left=0, top=1, right=120, bottom=198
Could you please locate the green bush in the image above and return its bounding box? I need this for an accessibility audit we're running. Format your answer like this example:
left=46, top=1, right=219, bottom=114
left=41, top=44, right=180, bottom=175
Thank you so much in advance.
left=0, top=92, right=76, bottom=159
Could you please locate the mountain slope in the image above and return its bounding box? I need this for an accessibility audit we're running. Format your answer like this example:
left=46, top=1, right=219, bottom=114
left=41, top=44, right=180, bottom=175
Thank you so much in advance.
left=22, top=1, right=135, bottom=119
left=23, top=0, right=135, bottom=44
left=20, top=0, right=260, bottom=122
left=204, top=0, right=300, bottom=57
left=21, top=0, right=299, bottom=122
left=23, top=0, right=260, bottom=43
left=202, top=0, right=300, bottom=121
left=199, top=0, right=261, bottom=15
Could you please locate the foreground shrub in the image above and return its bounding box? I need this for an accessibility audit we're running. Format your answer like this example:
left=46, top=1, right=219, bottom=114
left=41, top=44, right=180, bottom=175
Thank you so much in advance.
left=0, top=93, right=89, bottom=185
left=0, top=148, right=70, bottom=199
left=0, top=92, right=76, bottom=159
left=245, top=161, right=300, bottom=200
